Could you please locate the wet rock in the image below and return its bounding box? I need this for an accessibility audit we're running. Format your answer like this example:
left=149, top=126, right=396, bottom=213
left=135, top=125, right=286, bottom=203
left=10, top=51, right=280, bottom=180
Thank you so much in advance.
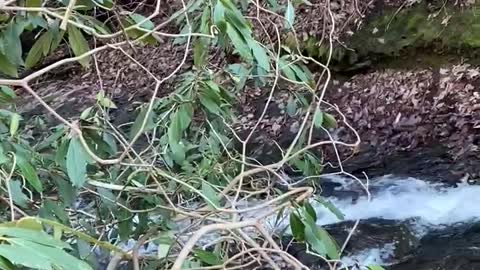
left=390, top=222, right=480, bottom=270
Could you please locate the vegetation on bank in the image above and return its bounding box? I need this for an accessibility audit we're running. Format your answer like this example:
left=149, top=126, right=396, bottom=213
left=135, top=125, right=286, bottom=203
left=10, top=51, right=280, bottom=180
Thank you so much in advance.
left=0, top=0, right=474, bottom=269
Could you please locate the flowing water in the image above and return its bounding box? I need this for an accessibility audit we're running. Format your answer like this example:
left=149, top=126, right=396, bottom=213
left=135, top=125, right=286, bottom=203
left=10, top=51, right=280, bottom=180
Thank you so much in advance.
left=308, top=175, right=480, bottom=269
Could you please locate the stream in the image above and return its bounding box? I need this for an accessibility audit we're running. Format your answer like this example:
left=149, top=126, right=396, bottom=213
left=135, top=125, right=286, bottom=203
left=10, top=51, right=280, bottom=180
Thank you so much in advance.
left=282, top=175, right=480, bottom=270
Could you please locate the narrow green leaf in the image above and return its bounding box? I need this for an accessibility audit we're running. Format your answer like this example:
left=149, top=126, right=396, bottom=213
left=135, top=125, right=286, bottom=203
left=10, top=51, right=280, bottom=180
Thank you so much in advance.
left=16, top=155, right=43, bottom=193
left=193, top=249, right=221, bottom=266
left=9, top=113, right=20, bottom=137
left=0, top=86, right=16, bottom=103
left=15, top=217, right=43, bottom=231
left=129, top=13, right=155, bottom=30
left=0, top=227, right=70, bottom=249
left=177, top=104, right=193, bottom=131
left=0, top=244, right=52, bottom=270
left=25, top=32, right=50, bottom=69
left=5, top=239, right=92, bottom=270
left=316, top=226, right=339, bottom=259
left=157, top=243, right=171, bottom=259
left=313, top=108, right=323, bottom=128
left=286, top=96, right=297, bottom=117
left=304, top=202, right=317, bottom=222
left=8, top=180, right=28, bottom=208
left=248, top=39, right=270, bottom=72
left=67, top=25, right=90, bottom=67
left=279, top=58, right=297, bottom=81
left=26, top=0, right=42, bottom=7
left=213, top=0, right=225, bottom=25
left=0, top=256, right=14, bottom=270
left=96, top=90, right=117, bottom=108
left=316, top=197, right=344, bottom=220
left=202, top=181, right=219, bottom=208
left=323, top=113, right=337, bottom=129
left=289, top=212, right=305, bottom=241
left=169, top=142, right=185, bottom=164
left=55, top=140, right=69, bottom=168
left=193, top=38, right=207, bottom=68
left=54, top=176, right=76, bottom=206
left=285, top=0, right=295, bottom=29
left=0, top=54, right=18, bottom=77
left=225, top=23, right=251, bottom=60
left=199, top=93, right=221, bottom=115
left=4, top=22, right=23, bottom=67
left=304, top=224, right=326, bottom=255
left=129, top=108, right=155, bottom=139
left=66, top=137, right=88, bottom=187
left=290, top=63, right=310, bottom=83
left=168, top=110, right=182, bottom=145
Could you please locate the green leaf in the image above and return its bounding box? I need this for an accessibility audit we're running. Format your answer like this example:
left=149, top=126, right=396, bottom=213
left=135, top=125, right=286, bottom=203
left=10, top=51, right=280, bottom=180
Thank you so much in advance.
left=193, top=249, right=221, bottom=266
left=368, top=266, right=386, bottom=270
left=169, top=142, right=185, bottom=164
left=290, top=63, right=310, bottom=83
left=0, top=239, right=92, bottom=270
left=304, top=202, right=317, bottom=222
left=129, top=108, right=156, bottom=139
left=55, top=140, right=69, bottom=168
left=304, top=218, right=339, bottom=259
left=316, top=197, right=344, bottom=220
left=227, top=63, right=249, bottom=90
left=157, top=243, right=171, bottom=259
left=317, top=226, right=339, bottom=259
left=0, top=227, right=70, bottom=249
left=0, top=244, right=52, bottom=270
left=129, top=13, right=155, bottom=30
left=304, top=224, right=326, bottom=255
left=313, top=108, right=323, bottom=128
left=55, top=176, right=76, bottom=206
left=16, top=155, right=43, bottom=193
left=279, top=58, right=297, bottom=81
left=289, top=212, right=305, bottom=241
left=286, top=96, right=297, bottom=117
left=0, top=256, right=14, bottom=270
left=67, top=25, right=90, bottom=68
left=213, top=1, right=225, bottom=25
left=0, top=86, right=16, bottom=104
left=177, top=104, right=193, bottom=131
left=202, top=181, right=219, bottom=208
left=8, top=180, right=28, bottom=208
left=9, top=113, right=20, bottom=137
left=193, top=38, right=207, bottom=68
left=323, top=113, right=337, bottom=129
left=285, top=0, right=295, bottom=29
left=0, top=54, right=18, bottom=77
left=66, top=137, right=88, bottom=187
left=96, top=90, right=117, bottom=108
left=199, top=93, right=221, bottom=115
left=15, top=217, right=43, bottom=231
left=168, top=110, right=182, bottom=145
left=25, top=31, right=53, bottom=69
left=4, top=22, right=24, bottom=67
left=26, top=0, right=42, bottom=7
left=225, top=23, right=251, bottom=60
left=248, top=39, right=270, bottom=72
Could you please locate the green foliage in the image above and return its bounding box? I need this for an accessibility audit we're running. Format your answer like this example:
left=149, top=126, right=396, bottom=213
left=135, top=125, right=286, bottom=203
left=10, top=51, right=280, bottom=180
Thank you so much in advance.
left=289, top=201, right=340, bottom=260
left=0, top=218, right=93, bottom=270
left=0, top=0, right=346, bottom=269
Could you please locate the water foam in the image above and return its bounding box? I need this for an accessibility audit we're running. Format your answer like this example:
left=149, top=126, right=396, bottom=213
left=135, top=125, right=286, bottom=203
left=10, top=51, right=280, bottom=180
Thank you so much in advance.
left=314, top=176, right=480, bottom=228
